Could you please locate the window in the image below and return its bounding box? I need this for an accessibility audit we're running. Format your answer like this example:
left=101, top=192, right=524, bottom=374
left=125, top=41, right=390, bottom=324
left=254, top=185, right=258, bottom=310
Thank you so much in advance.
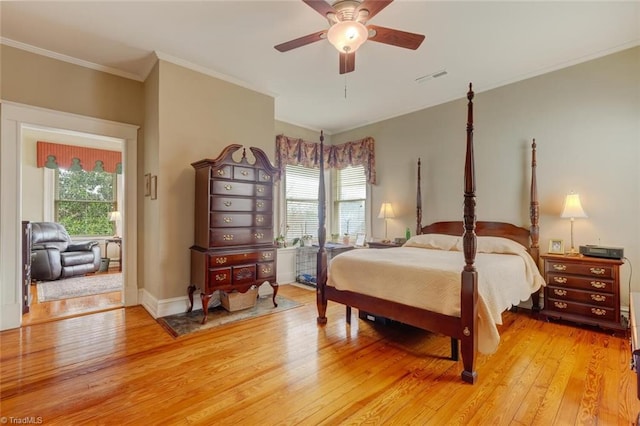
left=334, top=166, right=366, bottom=236
left=55, top=169, right=116, bottom=236
left=284, top=164, right=320, bottom=240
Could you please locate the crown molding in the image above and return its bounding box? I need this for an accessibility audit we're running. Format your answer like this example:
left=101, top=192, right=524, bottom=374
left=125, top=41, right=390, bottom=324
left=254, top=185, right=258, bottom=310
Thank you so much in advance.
left=1, top=38, right=145, bottom=82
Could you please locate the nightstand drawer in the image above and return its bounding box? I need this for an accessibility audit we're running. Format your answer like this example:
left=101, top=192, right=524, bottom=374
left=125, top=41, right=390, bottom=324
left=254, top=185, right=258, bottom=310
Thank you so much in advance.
left=546, top=298, right=617, bottom=322
left=546, top=273, right=614, bottom=293
left=545, top=261, right=614, bottom=279
left=547, top=286, right=615, bottom=308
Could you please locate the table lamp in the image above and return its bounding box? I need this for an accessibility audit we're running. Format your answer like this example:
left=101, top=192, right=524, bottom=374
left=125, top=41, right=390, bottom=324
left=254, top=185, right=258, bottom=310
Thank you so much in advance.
left=109, top=211, right=121, bottom=238
left=377, top=202, right=395, bottom=242
left=560, top=192, right=587, bottom=255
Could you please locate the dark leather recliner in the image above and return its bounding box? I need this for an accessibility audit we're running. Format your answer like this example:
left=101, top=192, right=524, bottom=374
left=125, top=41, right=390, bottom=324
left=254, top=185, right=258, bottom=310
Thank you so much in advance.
left=31, top=222, right=101, bottom=281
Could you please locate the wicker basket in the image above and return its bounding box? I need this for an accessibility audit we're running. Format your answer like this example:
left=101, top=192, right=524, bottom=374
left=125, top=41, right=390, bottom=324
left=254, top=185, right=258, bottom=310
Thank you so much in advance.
left=220, top=287, right=258, bottom=312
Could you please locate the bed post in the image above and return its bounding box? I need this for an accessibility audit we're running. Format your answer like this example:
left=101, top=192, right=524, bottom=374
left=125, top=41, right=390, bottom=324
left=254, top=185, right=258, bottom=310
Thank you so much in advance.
left=529, top=139, right=541, bottom=312
left=416, top=157, right=422, bottom=235
left=316, top=131, right=328, bottom=324
left=460, top=83, right=478, bottom=384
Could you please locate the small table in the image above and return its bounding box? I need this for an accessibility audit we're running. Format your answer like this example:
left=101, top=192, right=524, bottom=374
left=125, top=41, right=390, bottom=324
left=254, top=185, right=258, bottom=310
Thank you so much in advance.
left=105, top=237, right=122, bottom=272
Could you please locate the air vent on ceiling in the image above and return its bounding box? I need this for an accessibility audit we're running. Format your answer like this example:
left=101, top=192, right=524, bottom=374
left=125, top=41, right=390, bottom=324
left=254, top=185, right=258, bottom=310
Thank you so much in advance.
left=415, top=70, right=448, bottom=84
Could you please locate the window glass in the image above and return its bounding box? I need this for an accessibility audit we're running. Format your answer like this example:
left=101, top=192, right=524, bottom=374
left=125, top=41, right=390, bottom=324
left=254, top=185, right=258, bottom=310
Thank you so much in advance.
left=335, top=166, right=366, bottom=236
left=55, top=169, right=116, bottom=236
left=284, top=164, right=320, bottom=240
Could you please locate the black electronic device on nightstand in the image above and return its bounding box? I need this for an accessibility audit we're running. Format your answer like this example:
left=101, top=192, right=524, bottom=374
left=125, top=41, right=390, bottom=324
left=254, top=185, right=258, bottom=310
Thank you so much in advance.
left=579, top=245, right=624, bottom=259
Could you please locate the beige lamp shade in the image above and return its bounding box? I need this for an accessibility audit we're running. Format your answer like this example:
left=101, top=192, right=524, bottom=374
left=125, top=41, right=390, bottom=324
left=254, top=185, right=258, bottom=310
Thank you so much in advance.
left=377, top=203, right=395, bottom=219
left=560, top=193, right=587, bottom=219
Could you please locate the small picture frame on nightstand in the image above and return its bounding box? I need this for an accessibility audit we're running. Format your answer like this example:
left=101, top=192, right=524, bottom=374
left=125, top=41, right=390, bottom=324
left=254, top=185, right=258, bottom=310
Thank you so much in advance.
left=548, top=238, right=564, bottom=254
left=354, top=233, right=366, bottom=247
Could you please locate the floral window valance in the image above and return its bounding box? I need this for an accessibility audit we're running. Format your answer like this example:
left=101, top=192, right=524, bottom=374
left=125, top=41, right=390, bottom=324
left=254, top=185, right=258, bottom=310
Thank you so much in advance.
left=37, top=141, right=123, bottom=174
left=275, top=135, right=376, bottom=184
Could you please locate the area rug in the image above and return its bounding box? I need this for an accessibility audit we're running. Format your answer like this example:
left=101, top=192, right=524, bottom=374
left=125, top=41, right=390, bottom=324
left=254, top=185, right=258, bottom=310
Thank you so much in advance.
left=36, top=273, right=122, bottom=302
left=157, top=294, right=303, bottom=338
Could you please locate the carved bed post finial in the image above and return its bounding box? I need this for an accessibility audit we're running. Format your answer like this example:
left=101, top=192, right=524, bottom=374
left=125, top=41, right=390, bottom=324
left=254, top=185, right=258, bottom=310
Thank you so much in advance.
left=416, top=157, right=422, bottom=235
left=317, top=130, right=328, bottom=324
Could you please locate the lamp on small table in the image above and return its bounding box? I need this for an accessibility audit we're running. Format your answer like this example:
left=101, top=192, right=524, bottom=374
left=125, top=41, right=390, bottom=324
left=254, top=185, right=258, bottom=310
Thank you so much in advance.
left=109, top=211, right=121, bottom=238
left=377, top=202, right=395, bottom=243
left=560, top=192, right=587, bottom=256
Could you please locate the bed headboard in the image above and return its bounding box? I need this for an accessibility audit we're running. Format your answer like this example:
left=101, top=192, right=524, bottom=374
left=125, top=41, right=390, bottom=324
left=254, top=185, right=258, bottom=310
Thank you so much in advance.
left=417, top=140, right=539, bottom=260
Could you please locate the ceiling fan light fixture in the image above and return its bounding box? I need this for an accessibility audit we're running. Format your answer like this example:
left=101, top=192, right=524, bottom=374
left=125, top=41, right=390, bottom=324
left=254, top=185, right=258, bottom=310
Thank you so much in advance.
left=327, top=20, right=368, bottom=53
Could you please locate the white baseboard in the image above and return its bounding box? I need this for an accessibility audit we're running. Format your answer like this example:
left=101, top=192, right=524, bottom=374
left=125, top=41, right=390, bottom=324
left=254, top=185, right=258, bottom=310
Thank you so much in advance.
left=139, top=282, right=283, bottom=319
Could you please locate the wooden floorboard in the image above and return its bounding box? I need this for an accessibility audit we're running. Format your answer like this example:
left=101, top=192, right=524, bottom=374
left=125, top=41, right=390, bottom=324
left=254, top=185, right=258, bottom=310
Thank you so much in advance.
left=1, top=284, right=639, bottom=425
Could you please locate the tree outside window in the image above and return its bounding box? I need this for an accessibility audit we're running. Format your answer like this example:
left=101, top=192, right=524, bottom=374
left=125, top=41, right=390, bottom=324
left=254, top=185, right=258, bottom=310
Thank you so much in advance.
left=55, top=169, right=116, bottom=236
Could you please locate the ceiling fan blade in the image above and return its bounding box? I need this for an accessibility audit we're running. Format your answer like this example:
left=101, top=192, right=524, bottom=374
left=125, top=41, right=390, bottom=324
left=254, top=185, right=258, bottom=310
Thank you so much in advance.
left=339, top=52, right=355, bottom=74
left=274, top=30, right=326, bottom=52
left=302, top=0, right=336, bottom=18
left=355, top=0, right=393, bottom=21
left=367, top=25, right=425, bottom=50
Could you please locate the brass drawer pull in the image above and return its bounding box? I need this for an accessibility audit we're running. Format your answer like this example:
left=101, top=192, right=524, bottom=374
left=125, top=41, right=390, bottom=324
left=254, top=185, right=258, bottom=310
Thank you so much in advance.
left=590, top=281, right=606, bottom=289
left=257, top=187, right=264, bottom=193
left=257, top=201, right=264, bottom=208
left=256, top=216, right=264, bottom=224
left=224, top=201, right=232, bottom=207
left=590, top=294, right=606, bottom=302
left=554, top=302, right=568, bottom=309
left=590, top=267, right=605, bottom=275
left=224, top=184, right=232, bottom=191
left=262, top=252, right=272, bottom=259
left=215, top=257, right=227, bottom=264
left=552, top=264, right=567, bottom=271
left=553, top=289, right=567, bottom=296
left=223, top=217, right=232, bottom=223
left=262, top=266, right=272, bottom=274
left=241, top=170, right=249, bottom=176
left=262, top=174, right=271, bottom=181
left=553, top=277, right=567, bottom=284
left=216, top=169, right=225, bottom=176
left=254, top=232, right=264, bottom=239
left=591, top=308, right=606, bottom=316
left=223, top=234, right=234, bottom=241
left=215, top=273, right=227, bottom=281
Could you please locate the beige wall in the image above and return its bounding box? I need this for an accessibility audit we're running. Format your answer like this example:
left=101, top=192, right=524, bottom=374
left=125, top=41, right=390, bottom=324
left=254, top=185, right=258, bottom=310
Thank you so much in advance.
left=1, top=45, right=144, bottom=125
left=333, top=46, right=640, bottom=307
left=150, top=60, right=275, bottom=300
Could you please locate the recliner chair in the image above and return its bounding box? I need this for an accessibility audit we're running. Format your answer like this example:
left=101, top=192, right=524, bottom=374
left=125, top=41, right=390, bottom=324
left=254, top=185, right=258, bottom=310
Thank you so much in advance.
left=31, top=222, right=101, bottom=281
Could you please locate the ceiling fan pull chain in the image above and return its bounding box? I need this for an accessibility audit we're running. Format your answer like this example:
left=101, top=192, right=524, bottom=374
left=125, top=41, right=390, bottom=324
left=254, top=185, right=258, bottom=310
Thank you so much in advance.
left=344, top=74, right=348, bottom=99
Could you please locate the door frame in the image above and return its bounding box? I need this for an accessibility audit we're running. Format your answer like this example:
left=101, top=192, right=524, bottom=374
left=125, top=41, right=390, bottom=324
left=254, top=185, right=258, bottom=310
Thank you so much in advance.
left=1, top=101, right=139, bottom=330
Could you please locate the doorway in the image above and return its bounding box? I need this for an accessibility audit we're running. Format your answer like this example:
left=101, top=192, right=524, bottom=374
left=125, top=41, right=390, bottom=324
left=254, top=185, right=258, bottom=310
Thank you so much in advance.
left=0, top=102, right=139, bottom=330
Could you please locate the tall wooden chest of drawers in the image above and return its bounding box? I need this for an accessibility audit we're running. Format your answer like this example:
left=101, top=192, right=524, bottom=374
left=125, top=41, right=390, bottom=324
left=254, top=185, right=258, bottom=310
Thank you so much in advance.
left=540, top=253, right=624, bottom=331
left=188, top=145, right=279, bottom=323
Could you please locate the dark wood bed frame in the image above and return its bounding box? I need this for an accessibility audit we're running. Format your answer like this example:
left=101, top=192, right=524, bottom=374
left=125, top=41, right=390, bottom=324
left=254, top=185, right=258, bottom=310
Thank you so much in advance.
left=315, top=84, right=540, bottom=384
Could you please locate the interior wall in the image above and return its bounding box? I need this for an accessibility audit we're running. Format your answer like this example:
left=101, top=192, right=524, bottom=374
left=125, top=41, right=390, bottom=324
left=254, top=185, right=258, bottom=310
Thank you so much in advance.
left=333, top=46, right=640, bottom=307
left=151, top=60, right=275, bottom=300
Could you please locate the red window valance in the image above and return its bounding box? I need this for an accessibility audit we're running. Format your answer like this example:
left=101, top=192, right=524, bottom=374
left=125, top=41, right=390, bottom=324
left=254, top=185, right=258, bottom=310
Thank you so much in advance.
left=275, top=135, right=376, bottom=184
left=37, top=141, right=122, bottom=174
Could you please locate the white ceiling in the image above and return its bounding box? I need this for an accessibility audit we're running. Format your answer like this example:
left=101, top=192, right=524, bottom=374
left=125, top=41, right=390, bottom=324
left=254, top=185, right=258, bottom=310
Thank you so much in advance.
left=1, top=1, right=639, bottom=134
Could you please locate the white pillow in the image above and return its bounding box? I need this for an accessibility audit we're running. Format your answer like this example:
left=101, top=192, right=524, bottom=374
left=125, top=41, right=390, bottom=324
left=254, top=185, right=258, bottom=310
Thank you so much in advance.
left=455, top=235, right=527, bottom=255
left=404, top=233, right=460, bottom=251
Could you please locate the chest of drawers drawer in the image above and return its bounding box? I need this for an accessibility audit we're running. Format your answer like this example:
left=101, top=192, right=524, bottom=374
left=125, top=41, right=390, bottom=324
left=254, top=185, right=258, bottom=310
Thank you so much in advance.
left=209, top=228, right=274, bottom=247
left=209, top=212, right=272, bottom=228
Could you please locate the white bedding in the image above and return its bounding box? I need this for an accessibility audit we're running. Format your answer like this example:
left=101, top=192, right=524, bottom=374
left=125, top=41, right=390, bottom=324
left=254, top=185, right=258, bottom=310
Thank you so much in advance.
left=327, top=234, right=545, bottom=354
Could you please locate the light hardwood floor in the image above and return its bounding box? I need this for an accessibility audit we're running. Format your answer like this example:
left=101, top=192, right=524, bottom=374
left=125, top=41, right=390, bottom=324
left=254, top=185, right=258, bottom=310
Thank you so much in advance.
left=1, top=284, right=638, bottom=425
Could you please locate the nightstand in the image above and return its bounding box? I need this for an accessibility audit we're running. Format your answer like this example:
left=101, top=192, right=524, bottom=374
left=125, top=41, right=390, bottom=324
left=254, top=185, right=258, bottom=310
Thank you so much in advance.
left=367, top=241, right=401, bottom=249
left=540, top=253, right=624, bottom=331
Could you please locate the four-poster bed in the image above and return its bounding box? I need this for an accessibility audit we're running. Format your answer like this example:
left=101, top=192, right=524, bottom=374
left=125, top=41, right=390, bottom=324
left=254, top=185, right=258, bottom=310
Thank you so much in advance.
left=314, top=84, right=543, bottom=384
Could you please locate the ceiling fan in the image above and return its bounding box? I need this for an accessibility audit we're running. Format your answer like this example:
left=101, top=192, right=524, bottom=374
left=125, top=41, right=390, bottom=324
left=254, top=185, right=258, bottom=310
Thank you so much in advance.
left=274, top=0, right=425, bottom=74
